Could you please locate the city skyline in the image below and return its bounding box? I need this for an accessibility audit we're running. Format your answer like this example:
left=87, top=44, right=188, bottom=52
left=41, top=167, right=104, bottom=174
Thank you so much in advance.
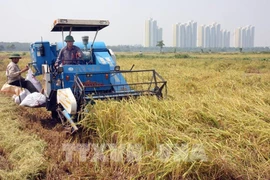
left=147, top=19, right=253, bottom=48
left=0, top=0, right=269, bottom=47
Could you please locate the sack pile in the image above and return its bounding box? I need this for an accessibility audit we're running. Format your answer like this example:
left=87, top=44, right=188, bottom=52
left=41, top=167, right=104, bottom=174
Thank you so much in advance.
left=1, top=69, right=46, bottom=107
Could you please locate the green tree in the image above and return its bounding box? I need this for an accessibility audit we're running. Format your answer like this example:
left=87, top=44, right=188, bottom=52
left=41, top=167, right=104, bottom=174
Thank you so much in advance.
left=156, top=40, right=165, bottom=53
left=239, top=47, right=243, bottom=53
left=6, top=44, right=16, bottom=51
left=0, top=45, right=4, bottom=51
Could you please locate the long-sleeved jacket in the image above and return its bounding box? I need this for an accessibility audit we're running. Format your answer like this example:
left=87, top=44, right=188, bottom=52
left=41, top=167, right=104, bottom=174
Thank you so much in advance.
left=54, top=45, right=83, bottom=66
left=6, top=61, right=22, bottom=83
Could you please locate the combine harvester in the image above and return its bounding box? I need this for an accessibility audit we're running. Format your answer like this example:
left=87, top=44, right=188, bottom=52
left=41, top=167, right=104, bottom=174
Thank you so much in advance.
left=30, top=19, right=167, bottom=133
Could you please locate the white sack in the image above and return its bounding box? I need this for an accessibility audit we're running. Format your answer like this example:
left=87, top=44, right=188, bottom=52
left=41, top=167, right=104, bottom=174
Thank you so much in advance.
left=25, top=69, right=42, bottom=92
left=20, top=92, right=46, bottom=107
left=14, top=89, right=30, bottom=104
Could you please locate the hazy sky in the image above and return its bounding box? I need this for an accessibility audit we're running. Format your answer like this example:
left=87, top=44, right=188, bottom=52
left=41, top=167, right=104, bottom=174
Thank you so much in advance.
left=0, top=0, right=269, bottom=47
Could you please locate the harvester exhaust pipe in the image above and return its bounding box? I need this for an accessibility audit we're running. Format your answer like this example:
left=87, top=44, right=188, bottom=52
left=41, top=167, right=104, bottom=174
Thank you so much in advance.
left=82, top=36, right=89, bottom=50
left=61, top=109, right=79, bottom=133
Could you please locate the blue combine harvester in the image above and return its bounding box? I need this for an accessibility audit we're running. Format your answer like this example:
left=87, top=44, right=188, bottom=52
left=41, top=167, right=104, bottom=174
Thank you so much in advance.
left=29, top=19, right=167, bottom=133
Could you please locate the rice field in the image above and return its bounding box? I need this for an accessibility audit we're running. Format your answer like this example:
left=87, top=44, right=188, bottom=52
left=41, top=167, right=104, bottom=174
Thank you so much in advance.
left=0, top=52, right=270, bottom=179
left=76, top=52, right=270, bottom=179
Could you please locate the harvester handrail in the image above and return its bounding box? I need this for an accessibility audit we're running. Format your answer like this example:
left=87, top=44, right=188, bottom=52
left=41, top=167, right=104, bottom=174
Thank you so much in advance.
left=74, top=69, right=167, bottom=82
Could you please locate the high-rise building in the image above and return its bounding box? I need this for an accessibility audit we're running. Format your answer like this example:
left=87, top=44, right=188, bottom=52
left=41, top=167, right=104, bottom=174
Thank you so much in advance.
left=191, top=21, right=197, bottom=48
left=172, top=20, right=197, bottom=48
left=234, top=25, right=255, bottom=48
left=235, top=27, right=242, bottom=48
left=216, top=23, right=221, bottom=48
left=205, top=25, right=210, bottom=48
left=172, top=24, right=178, bottom=47
left=197, top=25, right=205, bottom=47
left=157, top=28, right=163, bottom=45
left=210, top=24, right=216, bottom=48
left=145, top=20, right=151, bottom=47
left=144, top=18, right=163, bottom=47
left=221, top=30, right=230, bottom=48
left=250, top=26, right=255, bottom=47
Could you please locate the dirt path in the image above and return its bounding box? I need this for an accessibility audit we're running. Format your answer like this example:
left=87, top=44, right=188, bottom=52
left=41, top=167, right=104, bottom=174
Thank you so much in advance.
left=0, top=92, right=96, bottom=179
left=17, top=107, right=70, bottom=179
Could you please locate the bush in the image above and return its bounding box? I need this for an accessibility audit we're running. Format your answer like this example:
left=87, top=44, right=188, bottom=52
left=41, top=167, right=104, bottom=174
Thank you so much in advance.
left=174, top=54, right=191, bottom=59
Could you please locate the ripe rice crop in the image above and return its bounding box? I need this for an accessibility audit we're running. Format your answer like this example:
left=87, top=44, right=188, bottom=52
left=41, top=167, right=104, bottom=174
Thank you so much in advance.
left=78, top=53, right=270, bottom=179
left=0, top=52, right=269, bottom=179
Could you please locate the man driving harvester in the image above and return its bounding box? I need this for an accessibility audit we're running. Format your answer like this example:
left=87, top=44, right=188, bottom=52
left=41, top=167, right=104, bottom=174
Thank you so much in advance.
left=54, top=35, right=83, bottom=67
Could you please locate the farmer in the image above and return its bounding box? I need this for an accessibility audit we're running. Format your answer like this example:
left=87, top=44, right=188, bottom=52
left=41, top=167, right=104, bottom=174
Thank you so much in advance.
left=6, top=53, right=38, bottom=93
left=54, top=35, right=83, bottom=67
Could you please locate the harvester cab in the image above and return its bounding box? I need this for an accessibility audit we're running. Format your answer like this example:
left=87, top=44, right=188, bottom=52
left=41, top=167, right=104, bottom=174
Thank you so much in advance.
left=29, top=19, right=167, bottom=133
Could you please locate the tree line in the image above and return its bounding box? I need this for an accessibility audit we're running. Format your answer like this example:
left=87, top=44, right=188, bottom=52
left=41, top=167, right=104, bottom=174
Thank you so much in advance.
left=0, top=42, right=31, bottom=51
left=0, top=42, right=269, bottom=53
